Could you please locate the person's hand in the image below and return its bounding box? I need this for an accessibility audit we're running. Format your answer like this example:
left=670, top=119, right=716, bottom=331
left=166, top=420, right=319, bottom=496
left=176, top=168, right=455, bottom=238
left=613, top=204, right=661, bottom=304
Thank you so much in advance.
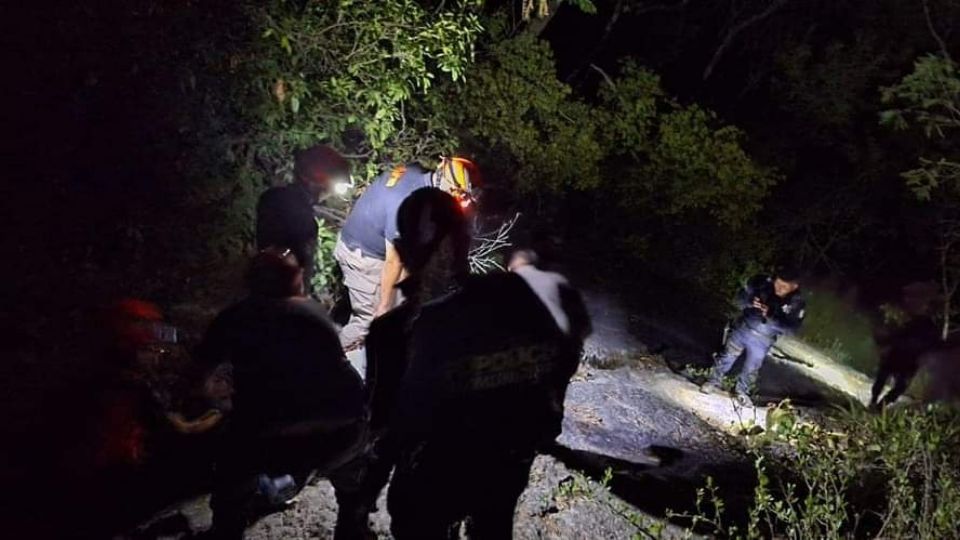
left=752, top=297, right=769, bottom=317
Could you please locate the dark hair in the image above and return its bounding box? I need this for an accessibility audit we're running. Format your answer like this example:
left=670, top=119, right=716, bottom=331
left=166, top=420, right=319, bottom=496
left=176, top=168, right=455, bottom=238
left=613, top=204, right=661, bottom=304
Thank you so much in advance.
left=775, top=266, right=802, bottom=283
left=247, top=247, right=303, bottom=298
left=394, top=188, right=470, bottom=276
left=293, top=145, right=349, bottom=185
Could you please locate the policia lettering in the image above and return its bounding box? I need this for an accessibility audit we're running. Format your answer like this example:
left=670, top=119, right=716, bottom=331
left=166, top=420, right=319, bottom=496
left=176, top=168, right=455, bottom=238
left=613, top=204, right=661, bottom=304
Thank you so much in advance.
left=444, top=344, right=564, bottom=392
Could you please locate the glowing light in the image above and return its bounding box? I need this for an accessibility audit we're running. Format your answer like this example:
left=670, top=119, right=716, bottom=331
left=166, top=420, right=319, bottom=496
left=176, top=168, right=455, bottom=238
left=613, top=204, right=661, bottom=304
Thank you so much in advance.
left=334, top=182, right=351, bottom=196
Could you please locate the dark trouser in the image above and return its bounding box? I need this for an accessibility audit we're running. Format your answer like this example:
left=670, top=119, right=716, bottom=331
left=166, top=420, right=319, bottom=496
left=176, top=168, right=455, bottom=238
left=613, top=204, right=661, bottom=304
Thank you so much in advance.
left=209, top=423, right=367, bottom=540
left=710, top=327, right=773, bottom=395
left=870, top=360, right=918, bottom=408
left=387, top=444, right=534, bottom=540
left=330, top=434, right=399, bottom=536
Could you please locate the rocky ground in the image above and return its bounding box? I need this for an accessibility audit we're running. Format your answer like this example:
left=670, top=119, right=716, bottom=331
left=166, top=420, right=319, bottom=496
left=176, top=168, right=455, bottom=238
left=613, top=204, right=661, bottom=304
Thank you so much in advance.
left=133, top=359, right=746, bottom=540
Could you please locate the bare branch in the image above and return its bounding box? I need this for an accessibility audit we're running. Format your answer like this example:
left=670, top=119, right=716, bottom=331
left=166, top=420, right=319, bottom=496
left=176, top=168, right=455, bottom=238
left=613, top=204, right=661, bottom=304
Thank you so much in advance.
left=590, top=63, right=617, bottom=89
left=703, top=0, right=789, bottom=80
left=567, top=0, right=691, bottom=84
left=923, top=0, right=953, bottom=63
left=469, top=213, right=521, bottom=273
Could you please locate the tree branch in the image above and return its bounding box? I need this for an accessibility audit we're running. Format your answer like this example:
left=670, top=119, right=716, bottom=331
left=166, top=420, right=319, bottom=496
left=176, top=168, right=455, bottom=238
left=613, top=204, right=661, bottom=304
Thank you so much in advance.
left=923, top=0, right=953, bottom=63
left=566, top=0, right=691, bottom=84
left=703, top=0, right=789, bottom=80
left=566, top=0, right=625, bottom=83
left=590, top=63, right=617, bottom=89
left=525, top=0, right=562, bottom=36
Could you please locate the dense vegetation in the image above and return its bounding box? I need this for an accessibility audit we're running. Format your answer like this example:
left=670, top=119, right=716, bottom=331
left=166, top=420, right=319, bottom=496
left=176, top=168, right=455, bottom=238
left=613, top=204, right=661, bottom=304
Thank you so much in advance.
left=6, top=1, right=960, bottom=536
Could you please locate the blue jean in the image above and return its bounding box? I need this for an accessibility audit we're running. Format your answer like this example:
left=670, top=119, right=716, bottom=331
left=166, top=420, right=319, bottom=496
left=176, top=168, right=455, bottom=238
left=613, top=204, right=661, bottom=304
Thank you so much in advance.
left=710, top=327, right=773, bottom=395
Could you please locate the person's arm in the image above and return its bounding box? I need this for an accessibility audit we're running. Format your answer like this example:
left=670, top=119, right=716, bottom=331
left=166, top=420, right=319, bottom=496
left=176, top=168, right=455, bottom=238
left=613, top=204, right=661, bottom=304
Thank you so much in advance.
left=771, top=296, right=806, bottom=335
left=375, top=240, right=404, bottom=318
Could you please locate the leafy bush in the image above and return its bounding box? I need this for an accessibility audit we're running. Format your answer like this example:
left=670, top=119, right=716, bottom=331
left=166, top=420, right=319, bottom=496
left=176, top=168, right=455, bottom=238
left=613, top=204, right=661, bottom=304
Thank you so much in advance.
left=310, top=218, right=341, bottom=296
left=686, top=404, right=960, bottom=539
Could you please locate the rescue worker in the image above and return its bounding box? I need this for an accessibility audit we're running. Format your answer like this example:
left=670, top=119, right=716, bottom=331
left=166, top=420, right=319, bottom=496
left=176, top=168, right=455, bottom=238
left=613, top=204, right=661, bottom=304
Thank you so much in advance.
left=869, top=283, right=941, bottom=410
left=335, top=157, right=478, bottom=352
left=256, top=145, right=350, bottom=292
left=700, top=269, right=805, bottom=407
left=196, top=248, right=367, bottom=539
left=382, top=190, right=591, bottom=539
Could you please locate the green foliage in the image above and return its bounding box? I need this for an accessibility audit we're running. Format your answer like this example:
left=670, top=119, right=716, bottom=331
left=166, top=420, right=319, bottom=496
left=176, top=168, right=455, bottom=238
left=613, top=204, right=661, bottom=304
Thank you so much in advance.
left=638, top=106, right=777, bottom=229
left=799, top=287, right=880, bottom=374
left=881, top=54, right=960, bottom=200
left=172, top=0, right=484, bottom=296
left=881, top=53, right=960, bottom=339
left=599, top=62, right=779, bottom=229
left=310, top=218, right=340, bottom=294
left=244, top=0, right=483, bottom=185
left=686, top=404, right=960, bottom=539
left=451, top=32, right=604, bottom=192
left=564, top=0, right=598, bottom=14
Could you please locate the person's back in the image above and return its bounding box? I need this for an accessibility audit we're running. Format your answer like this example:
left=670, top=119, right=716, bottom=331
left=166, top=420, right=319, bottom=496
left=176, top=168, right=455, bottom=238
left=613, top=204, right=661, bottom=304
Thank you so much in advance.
left=200, top=296, right=364, bottom=434
left=394, top=271, right=583, bottom=451
left=340, top=164, right=433, bottom=260
left=387, top=267, right=589, bottom=539
left=198, top=248, right=367, bottom=539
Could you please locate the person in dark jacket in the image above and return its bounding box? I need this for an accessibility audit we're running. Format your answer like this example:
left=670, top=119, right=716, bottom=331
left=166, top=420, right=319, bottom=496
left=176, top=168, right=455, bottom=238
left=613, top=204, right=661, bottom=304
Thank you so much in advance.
left=330, top=187, right=475, bottom=537
left=197, top=248, right=367, bottom=539
left=700, top=270, right=805, bottom=406
left=256, top=145, right=350, bottom=292
left=375, top=189, right=590, bottom=539
left=870, top=283, right=942, bottom=410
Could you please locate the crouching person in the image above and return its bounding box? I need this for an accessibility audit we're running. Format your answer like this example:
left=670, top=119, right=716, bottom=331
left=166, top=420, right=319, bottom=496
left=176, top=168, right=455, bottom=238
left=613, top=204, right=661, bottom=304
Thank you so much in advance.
left=701, top=269, right=805, bottom=407
left=382, top=189, right=591, bottom=539
left=197, top=248, right=368, bottom=539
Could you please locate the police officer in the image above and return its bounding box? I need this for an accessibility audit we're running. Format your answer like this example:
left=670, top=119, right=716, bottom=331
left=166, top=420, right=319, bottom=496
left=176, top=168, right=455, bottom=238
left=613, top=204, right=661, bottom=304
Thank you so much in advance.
left=256, top=145, right=350, bottom=292
left=335, top=157, right=477, bottom=351
left=197, top=248, right=367, bottom=539
left=381, top=189, right=590, bottom=539
left=332, top=187, right=475, bottom=538
left=700, top=269, right=805, bottom=407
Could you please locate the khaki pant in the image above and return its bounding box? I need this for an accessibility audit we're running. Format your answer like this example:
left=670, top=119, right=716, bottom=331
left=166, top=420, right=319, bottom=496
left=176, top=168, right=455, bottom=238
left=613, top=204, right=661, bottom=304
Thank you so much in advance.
left=335, top=237, right=385, bottom=350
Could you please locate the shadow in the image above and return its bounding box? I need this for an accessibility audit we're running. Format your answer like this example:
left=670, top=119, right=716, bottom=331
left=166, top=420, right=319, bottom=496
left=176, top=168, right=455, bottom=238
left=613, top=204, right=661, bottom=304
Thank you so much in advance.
left=547, top=443, right=756, bottom=533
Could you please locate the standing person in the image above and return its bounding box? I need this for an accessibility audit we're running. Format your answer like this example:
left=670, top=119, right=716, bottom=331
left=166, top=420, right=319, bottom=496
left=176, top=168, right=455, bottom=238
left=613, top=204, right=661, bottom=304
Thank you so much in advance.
left=508, top=249, right=591, bottom=339
left=256, top=145, right=350, bottom=292
left=335, top=157, right=478, bottom=352
left=382, top=190, right=591, bottom=539
left=869, top=283, right=941, bottom=410
left=197, top=248, right=368, bottom=540
left=335, top=187, right=475, bottom=536
left=700, top=269, right=805, bottom=407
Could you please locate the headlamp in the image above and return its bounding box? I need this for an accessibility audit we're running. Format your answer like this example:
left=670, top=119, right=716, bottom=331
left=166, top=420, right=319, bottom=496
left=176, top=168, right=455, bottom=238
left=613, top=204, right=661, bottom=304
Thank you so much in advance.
left=332, top=175, right=354, bottom=198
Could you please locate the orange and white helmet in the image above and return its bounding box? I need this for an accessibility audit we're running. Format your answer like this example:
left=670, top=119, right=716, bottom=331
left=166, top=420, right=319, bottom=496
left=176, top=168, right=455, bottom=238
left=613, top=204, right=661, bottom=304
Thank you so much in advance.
left=435, top=156, right=478, bottom=209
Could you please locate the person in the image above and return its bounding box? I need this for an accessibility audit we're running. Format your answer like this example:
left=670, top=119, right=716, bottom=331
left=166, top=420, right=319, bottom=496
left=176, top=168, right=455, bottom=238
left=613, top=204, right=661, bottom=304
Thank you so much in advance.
left=196, top=248, right=368, bottom=539
left=380, top=189, right=590, bottom=539
left=335, top=157, right=478, bottom=352
left=869, top=283, right=941, bottom=410
left=508, top=249, right=591, bottom=339
left=700, top=269, right=805, bottom=407
left=256, top=145, right=350, bottom=292
left=331, top=187, right=475, bottom=537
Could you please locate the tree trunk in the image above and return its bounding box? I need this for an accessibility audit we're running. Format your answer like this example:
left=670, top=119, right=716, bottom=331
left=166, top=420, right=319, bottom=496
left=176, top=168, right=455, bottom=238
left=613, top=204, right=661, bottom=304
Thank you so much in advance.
left=525, top=0, right=562, bottom=36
